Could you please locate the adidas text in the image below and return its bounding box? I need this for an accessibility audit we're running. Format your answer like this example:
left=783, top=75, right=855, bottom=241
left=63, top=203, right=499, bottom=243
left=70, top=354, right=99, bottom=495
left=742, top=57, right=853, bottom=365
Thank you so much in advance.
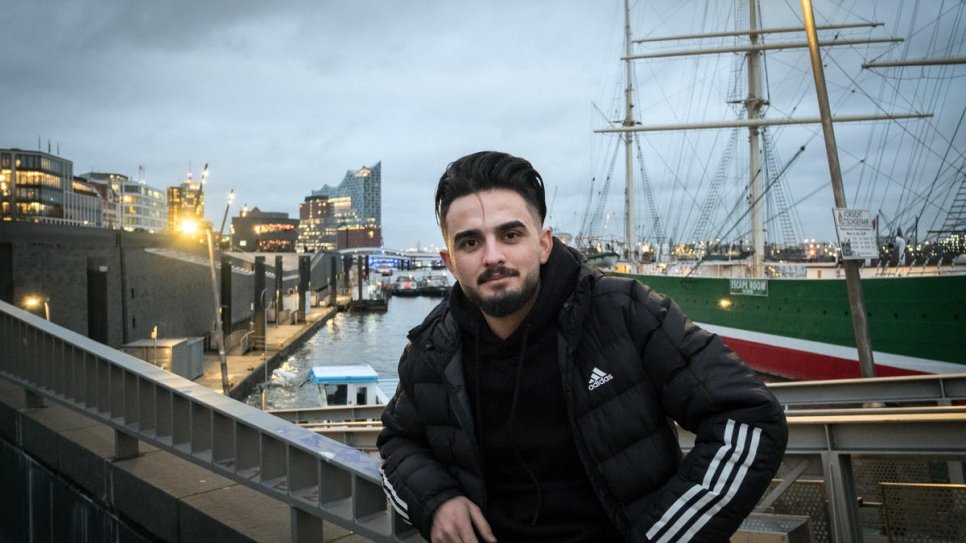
left=588, top=368, right=614, bottom=390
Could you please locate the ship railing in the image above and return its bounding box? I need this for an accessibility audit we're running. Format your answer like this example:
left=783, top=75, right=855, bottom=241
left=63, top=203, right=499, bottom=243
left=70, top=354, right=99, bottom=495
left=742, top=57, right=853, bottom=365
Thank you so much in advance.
left=0, top=300, right=412, bottom=543
left=768, top=372, right=966, bottom=407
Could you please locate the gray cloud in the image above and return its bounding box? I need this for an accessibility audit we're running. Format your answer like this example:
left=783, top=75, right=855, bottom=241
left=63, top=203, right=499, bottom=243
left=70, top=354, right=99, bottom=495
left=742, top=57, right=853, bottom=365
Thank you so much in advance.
left=2, top=1, right=962, bottom=249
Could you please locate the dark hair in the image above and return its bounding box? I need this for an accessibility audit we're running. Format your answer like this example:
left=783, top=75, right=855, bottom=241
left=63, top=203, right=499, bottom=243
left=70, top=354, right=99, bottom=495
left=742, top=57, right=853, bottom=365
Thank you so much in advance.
left=435, top=151, right=547, bottom=229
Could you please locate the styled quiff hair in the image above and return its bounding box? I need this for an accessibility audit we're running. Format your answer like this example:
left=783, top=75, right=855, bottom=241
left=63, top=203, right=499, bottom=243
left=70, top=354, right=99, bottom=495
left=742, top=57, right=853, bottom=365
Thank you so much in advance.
left=434, top=151, right=547, bottom=231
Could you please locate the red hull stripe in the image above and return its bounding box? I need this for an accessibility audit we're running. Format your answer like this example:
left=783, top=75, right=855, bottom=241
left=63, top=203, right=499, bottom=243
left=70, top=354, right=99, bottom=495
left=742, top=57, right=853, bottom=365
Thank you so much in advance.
left=719, top=336, right=922, bottom=380
left=696, top=322, right=964, bottom=380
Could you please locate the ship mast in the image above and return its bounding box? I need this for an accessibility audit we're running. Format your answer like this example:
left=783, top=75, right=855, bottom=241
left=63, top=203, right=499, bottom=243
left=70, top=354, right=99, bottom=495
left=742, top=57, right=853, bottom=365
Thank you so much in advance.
left=599, top=1, right=927, bottom=271
left=622, top=0, right=637, bottom=260
left=800, top=0, right=877, bottom=379
left=747, top=0, right=765, bottom=275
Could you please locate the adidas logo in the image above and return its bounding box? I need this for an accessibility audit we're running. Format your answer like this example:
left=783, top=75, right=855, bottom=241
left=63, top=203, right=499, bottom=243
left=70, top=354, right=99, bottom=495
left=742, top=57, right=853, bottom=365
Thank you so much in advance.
left=587, top=367, right=613, bottom=390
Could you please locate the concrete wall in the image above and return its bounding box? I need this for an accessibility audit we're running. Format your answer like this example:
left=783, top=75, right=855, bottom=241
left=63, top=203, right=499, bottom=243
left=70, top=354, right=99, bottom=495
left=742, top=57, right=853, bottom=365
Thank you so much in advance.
left=123, top=249, right=256, bottom=344
left=0, top=222, right=258, bottom=348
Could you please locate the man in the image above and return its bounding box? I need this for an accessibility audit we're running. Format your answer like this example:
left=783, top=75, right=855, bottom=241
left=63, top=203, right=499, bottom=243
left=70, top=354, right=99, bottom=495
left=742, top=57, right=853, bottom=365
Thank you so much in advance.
left=378, top=151, right=788, bottom=542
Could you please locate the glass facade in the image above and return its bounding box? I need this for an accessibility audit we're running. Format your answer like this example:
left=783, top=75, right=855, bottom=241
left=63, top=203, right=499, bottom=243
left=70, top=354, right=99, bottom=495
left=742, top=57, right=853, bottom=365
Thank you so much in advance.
left=81, top=172, right=166, bottom=233
left=166, top=180, right=205, bottom=232
left=1, top=148, right=75, bottom=224
left=309, top=161, right=381, bottom=227
left=116, top=178, right=167, bottom=233
left=303, top=161, right=382, bottom=250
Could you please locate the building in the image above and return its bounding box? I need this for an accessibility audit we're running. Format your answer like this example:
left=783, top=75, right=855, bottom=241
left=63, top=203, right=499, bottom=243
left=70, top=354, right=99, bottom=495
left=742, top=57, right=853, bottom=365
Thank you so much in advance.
left=304, top=162, right=382, bottom=249
left=167, top=175, right=205, bottom=233
left=1, top=148, right=75, bottom=224
left=298, top=194, right=347, bottom=251
left=334, top=224, right=382, bottom=250
left=64, top=179, right=103, bottom=227
left=81, top=171, right=167, bottom=233
left=231, top=207, right=299, bottom=252
left=84, top=178, right=121, bottom=230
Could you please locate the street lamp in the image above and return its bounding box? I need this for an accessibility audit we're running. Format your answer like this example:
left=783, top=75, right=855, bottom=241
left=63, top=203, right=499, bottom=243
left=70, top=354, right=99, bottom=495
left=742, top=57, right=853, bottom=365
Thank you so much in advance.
left=176, top=181, right=234, bottom=394
left=24, top=296, right=50, bottom=321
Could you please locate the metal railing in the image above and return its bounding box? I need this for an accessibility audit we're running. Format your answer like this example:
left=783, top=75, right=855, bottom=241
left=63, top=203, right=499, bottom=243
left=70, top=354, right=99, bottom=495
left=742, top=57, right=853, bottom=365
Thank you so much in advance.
left=769, top=372, right=966, bottom=406
left=224, top=328, right=254, bottom=355
left=5, top=298, right=966, bottom=542
left=0, top=300, right=412, bottom=543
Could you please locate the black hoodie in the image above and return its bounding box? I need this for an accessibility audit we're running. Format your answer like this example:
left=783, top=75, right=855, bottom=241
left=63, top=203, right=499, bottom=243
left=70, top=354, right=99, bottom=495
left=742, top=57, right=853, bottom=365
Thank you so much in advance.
left=448, top=239, right=621, bottom=542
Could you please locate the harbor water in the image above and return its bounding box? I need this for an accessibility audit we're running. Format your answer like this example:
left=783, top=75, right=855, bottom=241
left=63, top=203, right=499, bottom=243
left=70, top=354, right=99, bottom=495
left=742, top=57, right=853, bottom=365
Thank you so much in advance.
left=245, top=295, right=441, bottom=410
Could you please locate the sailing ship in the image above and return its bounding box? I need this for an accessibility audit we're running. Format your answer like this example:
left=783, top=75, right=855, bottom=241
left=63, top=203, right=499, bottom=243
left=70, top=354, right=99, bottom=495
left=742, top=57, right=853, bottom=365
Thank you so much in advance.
left=579, top=0, right=966, bottom=380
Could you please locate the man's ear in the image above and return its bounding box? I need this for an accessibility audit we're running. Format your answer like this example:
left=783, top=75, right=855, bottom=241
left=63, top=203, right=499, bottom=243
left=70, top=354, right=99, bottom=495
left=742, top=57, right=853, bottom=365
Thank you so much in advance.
left=440, top=248, right=455, bottom=274
left=539, top=228, right=553, bottom=264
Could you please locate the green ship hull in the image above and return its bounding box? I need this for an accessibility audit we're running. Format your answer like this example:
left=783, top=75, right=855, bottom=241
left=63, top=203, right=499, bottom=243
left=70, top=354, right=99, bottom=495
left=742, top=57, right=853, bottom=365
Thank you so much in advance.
left=615, top=272, right=966, bottom=380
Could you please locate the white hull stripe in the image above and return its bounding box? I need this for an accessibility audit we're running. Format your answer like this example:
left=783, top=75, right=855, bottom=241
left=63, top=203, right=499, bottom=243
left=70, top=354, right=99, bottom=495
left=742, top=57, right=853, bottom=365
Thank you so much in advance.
left=379, top=465, right=411, bottom=522
left=646, top=420, right=762, bottom=542
left=697, top=321, right=964, bottom=375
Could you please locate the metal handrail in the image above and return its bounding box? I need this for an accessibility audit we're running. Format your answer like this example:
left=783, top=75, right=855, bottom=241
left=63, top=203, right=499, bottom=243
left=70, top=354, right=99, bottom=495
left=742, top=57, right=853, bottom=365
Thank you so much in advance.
left=6, top=296, right=966, bottom=543
left=768, top=372, right=966, bottom=406
left=0, top=300, right=411, bottom=543
left=224, top=329, right=254, bottom=355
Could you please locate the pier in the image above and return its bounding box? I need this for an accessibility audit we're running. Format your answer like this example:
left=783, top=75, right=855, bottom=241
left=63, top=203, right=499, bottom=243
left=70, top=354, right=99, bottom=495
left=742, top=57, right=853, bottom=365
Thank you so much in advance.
left=194, top=300, right=342, bottom=402
left=3, top=299, right=966, bottom=542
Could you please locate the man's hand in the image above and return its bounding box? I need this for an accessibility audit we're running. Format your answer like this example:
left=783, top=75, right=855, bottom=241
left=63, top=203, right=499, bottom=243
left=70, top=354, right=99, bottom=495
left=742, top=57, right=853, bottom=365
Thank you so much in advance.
left=430, top=496, right=497, bottom=543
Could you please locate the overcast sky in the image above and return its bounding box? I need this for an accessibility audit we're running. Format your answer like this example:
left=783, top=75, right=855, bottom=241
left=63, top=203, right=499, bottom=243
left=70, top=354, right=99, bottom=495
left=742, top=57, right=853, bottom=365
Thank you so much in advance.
left=2, top=1, right=963, bottom=250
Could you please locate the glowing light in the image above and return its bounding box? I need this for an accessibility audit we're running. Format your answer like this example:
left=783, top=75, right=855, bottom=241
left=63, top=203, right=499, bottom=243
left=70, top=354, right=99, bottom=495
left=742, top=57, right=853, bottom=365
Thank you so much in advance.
left=718, top=298, right=733, bottom=309
left=180, top=218, right=200, bottom=235
left=23, top=295, right=50, bottom=320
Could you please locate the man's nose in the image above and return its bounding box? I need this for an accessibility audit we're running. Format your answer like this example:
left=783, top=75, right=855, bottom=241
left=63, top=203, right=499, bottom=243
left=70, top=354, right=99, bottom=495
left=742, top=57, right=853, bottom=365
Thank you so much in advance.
left=481, top=240, right=505, bottom=266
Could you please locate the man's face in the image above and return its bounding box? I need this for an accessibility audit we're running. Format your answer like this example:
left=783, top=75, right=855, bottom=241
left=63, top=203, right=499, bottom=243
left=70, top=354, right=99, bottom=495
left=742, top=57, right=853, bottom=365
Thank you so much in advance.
left=440, top=189, right=552, bottom=319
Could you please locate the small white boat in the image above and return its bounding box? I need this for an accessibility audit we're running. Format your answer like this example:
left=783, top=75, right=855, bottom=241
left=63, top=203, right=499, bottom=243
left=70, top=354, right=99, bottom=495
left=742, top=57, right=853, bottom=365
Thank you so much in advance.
left=307, top=364, right=390, bottom=407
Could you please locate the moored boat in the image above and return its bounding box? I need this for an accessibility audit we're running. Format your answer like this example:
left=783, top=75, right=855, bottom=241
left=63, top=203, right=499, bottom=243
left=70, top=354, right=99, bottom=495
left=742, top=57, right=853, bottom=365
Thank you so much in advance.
left=583, top=0, right=966, bottom=379
left=418, top=274, right=451, bottom=297
left=615, top=269, right=966, bottom=380
left=389, top=274, right=420, bottom=296
left=305, top=364, right=390, bottom=407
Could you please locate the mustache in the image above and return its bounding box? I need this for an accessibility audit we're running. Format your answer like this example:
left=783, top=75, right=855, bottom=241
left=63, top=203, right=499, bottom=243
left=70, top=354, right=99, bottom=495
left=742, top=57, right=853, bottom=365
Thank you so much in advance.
left=477, top=266, right=519, bottom=285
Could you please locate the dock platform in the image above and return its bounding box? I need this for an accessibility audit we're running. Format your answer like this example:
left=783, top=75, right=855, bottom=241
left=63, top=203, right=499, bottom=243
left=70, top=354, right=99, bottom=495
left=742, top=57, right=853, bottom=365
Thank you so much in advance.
left=194, top=296, right=350, bottom=400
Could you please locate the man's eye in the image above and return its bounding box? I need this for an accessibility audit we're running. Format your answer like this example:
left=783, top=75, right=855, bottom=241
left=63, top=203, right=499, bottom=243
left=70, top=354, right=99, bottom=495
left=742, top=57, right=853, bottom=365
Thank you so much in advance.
left=504, top=231, right=521, bottom=241
left=459, top=239, right=478, bottom=249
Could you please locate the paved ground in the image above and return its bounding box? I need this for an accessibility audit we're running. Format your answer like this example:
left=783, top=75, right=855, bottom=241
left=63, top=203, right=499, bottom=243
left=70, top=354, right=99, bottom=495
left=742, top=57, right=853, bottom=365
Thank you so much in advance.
left=194, top=299, right=347, bottom=397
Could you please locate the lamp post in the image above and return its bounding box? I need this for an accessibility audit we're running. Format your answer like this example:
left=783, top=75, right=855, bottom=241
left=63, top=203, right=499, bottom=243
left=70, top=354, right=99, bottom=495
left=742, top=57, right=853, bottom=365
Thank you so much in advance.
left=179, top=184, right=234, bottom=394
left=24, top=296, right=50, bottom=321
left=218, top=189, right=234, bottom=249
left=205, top=227, right=230, bottom=394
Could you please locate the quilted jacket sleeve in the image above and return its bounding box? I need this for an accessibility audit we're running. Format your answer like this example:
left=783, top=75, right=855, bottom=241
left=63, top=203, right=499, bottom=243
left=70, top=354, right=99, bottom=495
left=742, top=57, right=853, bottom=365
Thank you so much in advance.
left=377, top=344, right=464, bottom=540
left=625, top=280, right=788, bottom=542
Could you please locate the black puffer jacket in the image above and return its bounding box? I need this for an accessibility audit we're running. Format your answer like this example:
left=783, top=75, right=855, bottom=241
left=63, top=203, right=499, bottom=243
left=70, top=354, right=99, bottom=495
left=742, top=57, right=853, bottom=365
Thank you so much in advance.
left=378, top=245, right=788, bottom=542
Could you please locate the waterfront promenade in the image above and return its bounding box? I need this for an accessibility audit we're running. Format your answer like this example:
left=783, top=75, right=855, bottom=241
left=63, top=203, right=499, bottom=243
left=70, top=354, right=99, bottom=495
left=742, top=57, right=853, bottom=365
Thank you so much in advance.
left=194, top=299, right=347, bottom=401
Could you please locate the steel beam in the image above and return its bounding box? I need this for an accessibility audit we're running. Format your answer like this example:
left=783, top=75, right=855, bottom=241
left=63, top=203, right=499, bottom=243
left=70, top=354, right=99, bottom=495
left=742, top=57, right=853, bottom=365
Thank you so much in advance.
left=769, top=373, right=966, bottom=406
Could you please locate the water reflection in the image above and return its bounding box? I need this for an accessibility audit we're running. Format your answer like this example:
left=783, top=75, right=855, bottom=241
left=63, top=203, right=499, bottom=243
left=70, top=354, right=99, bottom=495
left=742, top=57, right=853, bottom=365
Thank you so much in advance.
left=247, top=295, right=441, bottom=409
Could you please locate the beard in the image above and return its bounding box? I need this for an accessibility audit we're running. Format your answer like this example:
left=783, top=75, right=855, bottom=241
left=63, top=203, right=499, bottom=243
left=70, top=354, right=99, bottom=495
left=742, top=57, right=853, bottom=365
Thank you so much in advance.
left=464, top=265, right=540, bottom=318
